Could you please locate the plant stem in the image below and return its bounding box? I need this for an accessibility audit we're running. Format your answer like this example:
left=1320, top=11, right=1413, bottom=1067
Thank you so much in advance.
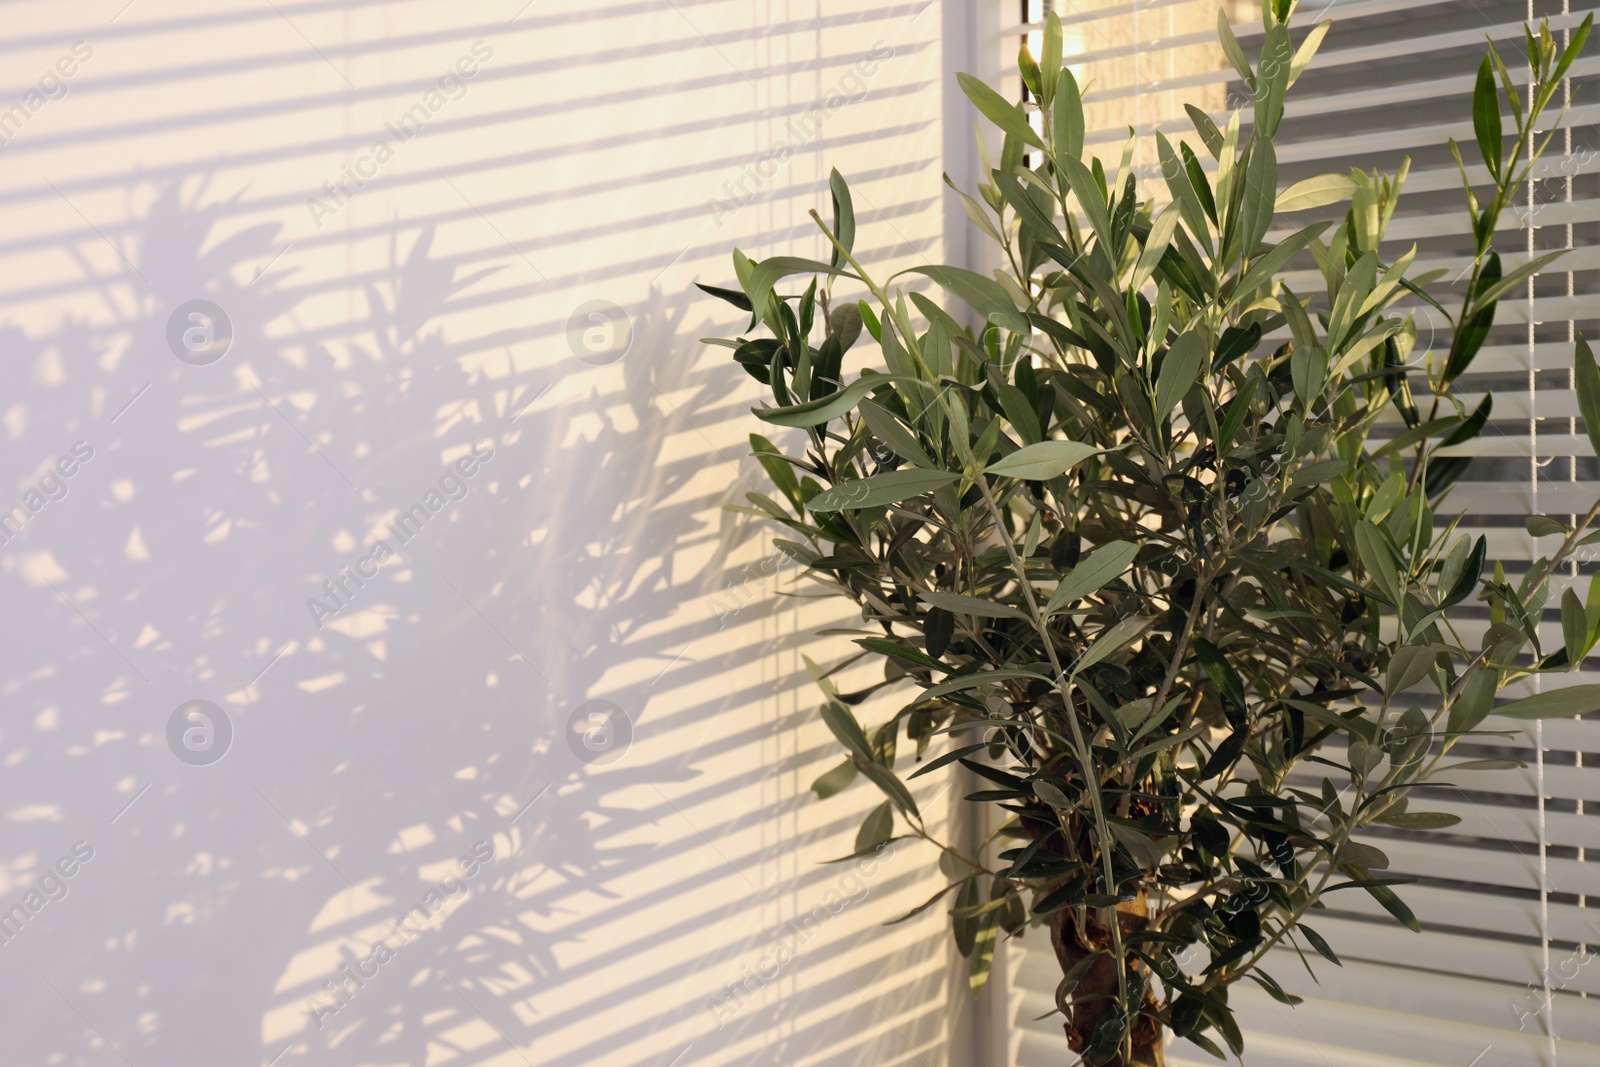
left=974, top=478, right=1133, bottom=1034
left=808, top=207, right=1135, bottom=1043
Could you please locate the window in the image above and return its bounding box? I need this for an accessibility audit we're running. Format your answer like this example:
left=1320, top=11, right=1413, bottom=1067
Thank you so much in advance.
left=974, top=2, right=1600, bottom=1063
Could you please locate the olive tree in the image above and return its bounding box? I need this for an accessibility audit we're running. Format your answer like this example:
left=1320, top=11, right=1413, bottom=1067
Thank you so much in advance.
left=698, top=4, right=1595, bottom=1063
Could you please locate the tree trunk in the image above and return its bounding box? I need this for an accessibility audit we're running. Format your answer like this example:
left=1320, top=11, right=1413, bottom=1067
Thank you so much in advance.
left=1047, top=897, right=1165, bottom=1067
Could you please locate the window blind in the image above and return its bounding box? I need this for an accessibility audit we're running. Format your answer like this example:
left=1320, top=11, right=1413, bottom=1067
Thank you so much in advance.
left=972, top=2, right=1600, bottom=1064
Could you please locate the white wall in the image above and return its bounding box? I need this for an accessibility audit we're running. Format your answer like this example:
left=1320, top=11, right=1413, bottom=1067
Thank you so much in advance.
left=0, top=2, right=982, bottom=1064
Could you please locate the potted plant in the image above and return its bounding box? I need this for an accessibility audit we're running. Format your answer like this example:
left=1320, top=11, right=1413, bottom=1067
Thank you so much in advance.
left=698, top=2, right=1595, bottom=1063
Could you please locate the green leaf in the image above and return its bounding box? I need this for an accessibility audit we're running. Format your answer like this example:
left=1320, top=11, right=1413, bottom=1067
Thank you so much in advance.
left=1288, top=458, right=1345, bottom=491
left=1156, top=332, right=1206, bottom=421
left=750, top=434, right=802, bottom=511
left=1193, top=638, right=1248, bottom=716
left=1527, top=515, right=1572, bottom=538
left=918, top=591, right=1031, bottom=622
left=1440, top=534, right=1486, bottom=608
left=857, top=637, right=951, bottom=675
left=1576, top=334, right=1600, bottom=459
left=1554, top=14, right=1594, bottom=85
left=1217, top=8, right=1256, bottom=88
left=1237, top=138, right=1277, bottom=257
left=1058, top=155, right=1115, bottom=256
left=1443, top=253, right=1500, bottom=383
left=1298, top=923, right=1341, bottom=966
left=908, top=742, right=989, bottom=780
left=1276, top=173, right=1357, bottom=213
left=993, top=169, right=1064, bottom=244
left=1044, top=541, right=1139, bottom=616
left=1032, top=778, right=1073, bottom=807
left=829, top=168, right=855, bottom=270
left=1229, top=223, right=1330, bottom=311
left=1253, top=25, right=1292, bottom=138
left=1040, top=12, right=1063, bottom=90
left=857, top=757, right=919, bottom=817
left=1155, top=133, right=1215, bottom=258
left=1180, top=1030, right=1227, bottom=1061
left=830, top=299, right=863, bottom=352
left=992, top=379, right=1042, bottom=444
left=913, top=668, right=1050, bottom=705
left=1588, top=572, right=1600, bottom=644
left=927, top=607, right=955, bottom=658
left=821, top=699, right=874, bottom=761
left=1495, top=684, right=1600, bottom=720
left=1367, top=469, right=1405, bottom=523
left=1185, top=105, right=1224, bottom=159
left=859, top=398, right=936, bottom=467
left=1438, top=758, right=1524, bottom=772
left=753, top=372, right=904, bottom=428
left=1200, top=728, right=1248, bottom=781
left=1017, top=45, right=1041, bottom=98
left=810, top=333, right=844, bottom=400
left=1085, top=1008, right=1129, bottom=1065
left=747, top=256, right=852, bottom=326
left=1354, top=520, right=1401, bottom=606
left=1247, top=970, right=1304, bottom=1007
left=1072, top=615, right=1153, bottom=676
left=1217, top=376, right=1258, bottom=455
left=957, top=72, right=1043, bottom=149
left=1473, top=250, right=1568, bottom=309
left=1339, top=865, right=1420, bottom=932
left=899, top=265, right=1029, bottom=334
left=1473, top=55, right=1503, bottom=180
left=1565, top=587, right=1590, bottom=669
left=1339, top=840, right=1391, bottom=871
left=1376, top=811, right=1462, bottom=830
left=1288, top=20, right=1332, bottom=88
left=1054, top=69, right=1084, bottom=162
left=696, top=281, right=753, bottom=313
left=947, top=175, right=1004, bottom=243
left=858, top=300, right=882, bottom=343
left=1133, top=204, right=1182, bottom=291
left=986, top=440, right=1099, bottom=480
left=1386, top=645, right=1435, bottom=698
left=808, top=467, right=961, bottom=512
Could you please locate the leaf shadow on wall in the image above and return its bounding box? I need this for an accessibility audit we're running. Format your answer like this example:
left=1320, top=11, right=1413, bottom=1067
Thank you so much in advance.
left=0, top=172, right=912, bottom=1067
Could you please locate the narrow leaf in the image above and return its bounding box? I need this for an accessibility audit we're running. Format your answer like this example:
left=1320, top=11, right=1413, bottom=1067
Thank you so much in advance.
left=1473, top=56, right=1503, bottom=180
left=918, top=591, right=1031, bottom=621
left=1564, top=588, right=1588, bottom=668
left=1298, top=923, right=1341, bottom=965
left=1156, top=332, right=1206, bottom=420
left=821, top=699, right=873, bottom=761
left=808, top=468, right=961, bottom=512
left=1277, top=173, right=1357, bottom=213
left=900, top=265, right=1029, bottom=334
left=857, top=757, right=919, bottom=817
left=1054, top=69, right=1084, bottom=162
left=1045, top=542, right=1139, bottom=616
left=958, top=72, right=1044, bottom=149
left=1576, top=333, right=1600, bottom=458
left=1495, top=684, right=1600, bottom=720
left=987, top=440, right=1099, bottom=480
left=829, top=169, right=856, bottom=270
left=754, top=373, right=903, bottom=428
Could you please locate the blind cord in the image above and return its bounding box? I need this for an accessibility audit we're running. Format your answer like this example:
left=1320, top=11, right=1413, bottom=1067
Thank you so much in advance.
left=1562, top=0, right=1585, bottom=1023
left=1530, top=1, right=1557, bottom=1061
